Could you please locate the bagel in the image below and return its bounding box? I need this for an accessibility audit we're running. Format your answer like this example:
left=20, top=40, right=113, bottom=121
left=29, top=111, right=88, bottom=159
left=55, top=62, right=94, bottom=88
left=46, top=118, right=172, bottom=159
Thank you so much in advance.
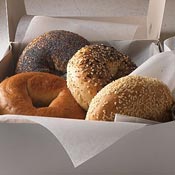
left=86, top=75, right=174, bottom=122
left=67, top=44, right=137, bottom=110
left=15, top=30, right=89, bottom=76
left=0, top=72, right=85, bottom=119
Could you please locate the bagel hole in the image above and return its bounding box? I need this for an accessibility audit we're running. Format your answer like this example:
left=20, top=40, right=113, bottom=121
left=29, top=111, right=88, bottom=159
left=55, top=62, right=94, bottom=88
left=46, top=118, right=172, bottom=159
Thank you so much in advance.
left=26, top=75, right=63, bottom=108
left=31, top=97, right=56, bottom=108
left=32, top=101, right=51, bottom=108
left=28, top=92, right=58, bottom=108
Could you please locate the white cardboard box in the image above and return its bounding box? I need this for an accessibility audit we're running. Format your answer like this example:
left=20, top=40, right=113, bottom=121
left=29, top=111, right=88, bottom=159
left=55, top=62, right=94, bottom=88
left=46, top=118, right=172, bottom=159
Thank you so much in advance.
left=1, top=1, right=175, bottom=175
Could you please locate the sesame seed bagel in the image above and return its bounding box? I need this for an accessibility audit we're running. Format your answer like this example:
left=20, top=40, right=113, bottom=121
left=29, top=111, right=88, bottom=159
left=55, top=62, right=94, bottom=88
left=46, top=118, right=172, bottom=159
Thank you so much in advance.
left=15, top=30, right=89, bottom=76
left=67, top=44, right=137, bottom=110
left=0, top=72, right=85, bottom=119
left=86, top=75, right=174, bottom=122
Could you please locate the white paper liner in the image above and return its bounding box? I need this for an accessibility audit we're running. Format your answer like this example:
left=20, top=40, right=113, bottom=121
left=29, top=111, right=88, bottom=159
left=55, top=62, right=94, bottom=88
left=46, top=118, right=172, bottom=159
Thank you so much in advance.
left=0, top=114, right=147, bottom=167
left=115, top=114, right=160, bottom=124
left=14, top=15, right=160, bottom=70
left=106, top=40, right=160, bottom=66
left=164, top=36, right=175, bottom=51
left=131, top=50, right=175, bottom=91
left=21, top=16, right=138, bottom=43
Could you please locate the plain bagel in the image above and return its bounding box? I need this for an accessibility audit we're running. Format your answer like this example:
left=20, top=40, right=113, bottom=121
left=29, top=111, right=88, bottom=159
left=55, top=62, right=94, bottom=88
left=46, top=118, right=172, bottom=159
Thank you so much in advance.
left=67, top=44, right=137, bottom=110
left=86, top=75, right=174, bottom=122
left=0, top=72, right=85, bottom=119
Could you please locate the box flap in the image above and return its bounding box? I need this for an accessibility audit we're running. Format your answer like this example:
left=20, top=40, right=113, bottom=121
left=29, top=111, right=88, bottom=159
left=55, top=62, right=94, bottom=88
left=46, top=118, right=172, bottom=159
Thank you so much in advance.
left=5, top=0, right=166, bottom=42
left=0, top=119, right=175, bottom=174
left=24, top=0, right=148, bottom=17
left=0, top=114, right=147, bottom=167
left=147, top=0, right=166, bottom=39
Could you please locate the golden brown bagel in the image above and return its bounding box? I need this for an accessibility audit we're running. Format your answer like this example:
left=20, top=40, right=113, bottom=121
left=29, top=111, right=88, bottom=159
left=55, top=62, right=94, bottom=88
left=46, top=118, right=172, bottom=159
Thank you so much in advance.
left=67, top=44, right=136, bottom=110
left=15, top=30, right=89, bottom=76
left=86, top=75, right=174, bottom=122
left=0, top=72, right=85, bottom=119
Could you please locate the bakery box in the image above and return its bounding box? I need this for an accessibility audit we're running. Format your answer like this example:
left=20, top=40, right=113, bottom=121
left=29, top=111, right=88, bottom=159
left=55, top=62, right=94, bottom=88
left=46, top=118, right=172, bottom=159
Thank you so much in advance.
left=1, top=0, right=175, bottom=175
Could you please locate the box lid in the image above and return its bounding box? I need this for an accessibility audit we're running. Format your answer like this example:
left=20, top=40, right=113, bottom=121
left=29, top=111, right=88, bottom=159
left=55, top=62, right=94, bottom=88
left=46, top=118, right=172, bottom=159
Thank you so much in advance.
left=4, top=0, right=166, bottom=43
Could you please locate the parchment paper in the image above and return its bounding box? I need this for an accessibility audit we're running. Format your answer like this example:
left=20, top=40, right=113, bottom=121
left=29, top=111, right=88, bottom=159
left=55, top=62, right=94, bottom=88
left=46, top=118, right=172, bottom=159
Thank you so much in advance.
left=164, top=36, right=175, bottom=51
left=15, top=16, right=160, bottom=68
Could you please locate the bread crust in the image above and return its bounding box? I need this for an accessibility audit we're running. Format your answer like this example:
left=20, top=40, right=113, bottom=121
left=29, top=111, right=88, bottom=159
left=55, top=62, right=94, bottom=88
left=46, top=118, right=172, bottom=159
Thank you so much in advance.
left=0, top=72, right=85, bottom=119
left=16, top=30, right=89, bottom=76
left=67, top=44, right=136, bottom=110
left=86, top=75, right=174, bottom=122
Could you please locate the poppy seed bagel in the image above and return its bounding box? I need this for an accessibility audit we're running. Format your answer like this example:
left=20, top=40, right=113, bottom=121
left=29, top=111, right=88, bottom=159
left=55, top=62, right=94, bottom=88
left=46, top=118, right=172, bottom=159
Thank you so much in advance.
left=15, top=30, right=90, bottom=76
